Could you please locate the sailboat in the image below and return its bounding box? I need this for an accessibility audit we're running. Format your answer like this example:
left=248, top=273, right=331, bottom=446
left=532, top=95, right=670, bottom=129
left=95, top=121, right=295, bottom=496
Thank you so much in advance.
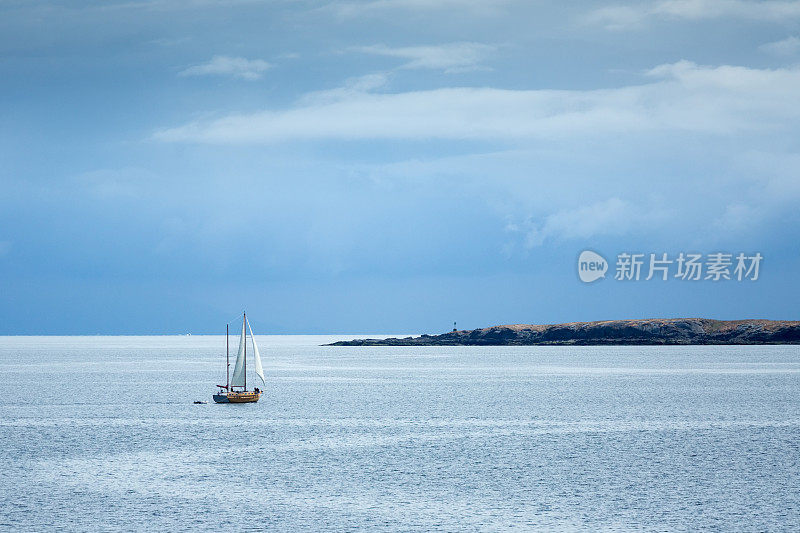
left=213, top=312, right=265, bottom=403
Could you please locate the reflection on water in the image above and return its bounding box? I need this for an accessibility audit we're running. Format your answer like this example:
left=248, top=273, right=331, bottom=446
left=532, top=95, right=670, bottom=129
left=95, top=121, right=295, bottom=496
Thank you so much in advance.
left=1, top=337, right=799, bottom=530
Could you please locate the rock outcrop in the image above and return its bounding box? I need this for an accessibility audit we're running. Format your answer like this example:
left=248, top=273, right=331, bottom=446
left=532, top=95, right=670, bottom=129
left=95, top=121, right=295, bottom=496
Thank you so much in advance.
left=327, top=318, right=800, bottom=346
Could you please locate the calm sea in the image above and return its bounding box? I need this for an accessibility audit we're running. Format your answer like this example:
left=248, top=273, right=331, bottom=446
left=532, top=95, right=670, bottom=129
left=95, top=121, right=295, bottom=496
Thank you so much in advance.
left=1, top=336, right=799, bottom=531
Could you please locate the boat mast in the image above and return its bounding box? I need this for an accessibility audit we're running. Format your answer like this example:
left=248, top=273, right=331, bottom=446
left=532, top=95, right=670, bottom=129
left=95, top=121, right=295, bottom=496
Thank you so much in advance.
left=243, top=312, right=247, bottom=391
left=226, top=323, right=229, bottom=390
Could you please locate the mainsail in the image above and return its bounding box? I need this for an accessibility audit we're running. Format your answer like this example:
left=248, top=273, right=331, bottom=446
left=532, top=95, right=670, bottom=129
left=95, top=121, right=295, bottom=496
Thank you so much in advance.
left=229, top=313, right=265, bottom=388
left=229, top=317, right=247, bottom=387
left=247, top=318, right=266, bottom=385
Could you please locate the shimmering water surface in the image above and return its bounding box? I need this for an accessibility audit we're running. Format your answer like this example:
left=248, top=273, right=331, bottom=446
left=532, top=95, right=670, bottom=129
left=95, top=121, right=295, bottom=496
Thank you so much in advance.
left=1, top=336, right=799, bottom=531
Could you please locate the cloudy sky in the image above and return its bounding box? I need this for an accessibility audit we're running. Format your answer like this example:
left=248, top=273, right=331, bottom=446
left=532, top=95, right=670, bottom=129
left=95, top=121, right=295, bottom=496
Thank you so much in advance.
left=1, top=0, right=799, bottom=334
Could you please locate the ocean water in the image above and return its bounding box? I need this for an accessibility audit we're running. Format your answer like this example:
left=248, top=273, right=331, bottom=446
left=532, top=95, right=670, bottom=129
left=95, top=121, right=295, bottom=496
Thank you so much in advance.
left=1, top=336, right=799, bottom=531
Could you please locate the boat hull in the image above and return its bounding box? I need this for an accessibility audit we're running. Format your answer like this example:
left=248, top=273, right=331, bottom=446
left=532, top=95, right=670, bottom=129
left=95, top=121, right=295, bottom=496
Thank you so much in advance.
left=227, top=391, right=261, bottom=403
left=213, top=391, right=261, bottom=403
left=212, top=393, right=229, bottom=403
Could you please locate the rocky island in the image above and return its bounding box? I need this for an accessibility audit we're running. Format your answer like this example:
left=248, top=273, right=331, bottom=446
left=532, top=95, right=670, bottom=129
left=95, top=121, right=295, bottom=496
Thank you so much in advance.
left=328, top=318, right=800, bottom=346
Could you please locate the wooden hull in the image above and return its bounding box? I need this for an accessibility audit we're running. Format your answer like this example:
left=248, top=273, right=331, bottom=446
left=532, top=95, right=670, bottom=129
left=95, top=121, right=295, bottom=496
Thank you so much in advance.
left=225, top=391, right=261, bottom=403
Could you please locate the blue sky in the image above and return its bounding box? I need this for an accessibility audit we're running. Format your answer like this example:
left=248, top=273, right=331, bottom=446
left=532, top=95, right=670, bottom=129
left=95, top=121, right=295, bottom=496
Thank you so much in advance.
left=1, top=0, right=799, bottom=334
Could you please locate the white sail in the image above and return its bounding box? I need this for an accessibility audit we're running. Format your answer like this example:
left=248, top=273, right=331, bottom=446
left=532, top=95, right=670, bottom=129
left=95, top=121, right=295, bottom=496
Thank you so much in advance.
left=247, top=318, right=265, bottom=385
left=229, top=316, right=247, bottom=387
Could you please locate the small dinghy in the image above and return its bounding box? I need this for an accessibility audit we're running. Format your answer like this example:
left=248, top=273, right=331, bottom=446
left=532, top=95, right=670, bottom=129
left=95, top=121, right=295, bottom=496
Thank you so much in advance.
left=213, top=312, right=265, bottom=404
left=193, top=400, right=208, bottom=404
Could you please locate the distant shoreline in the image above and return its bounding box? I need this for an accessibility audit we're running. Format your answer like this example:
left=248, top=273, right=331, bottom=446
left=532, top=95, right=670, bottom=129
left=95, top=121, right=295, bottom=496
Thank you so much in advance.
left=0, top=333, right=415, bottom=338
left=326, top=318, right=800, bottom=346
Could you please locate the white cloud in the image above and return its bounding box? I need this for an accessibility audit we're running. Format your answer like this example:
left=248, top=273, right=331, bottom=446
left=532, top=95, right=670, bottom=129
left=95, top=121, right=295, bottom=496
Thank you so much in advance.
left=584, top=6, right=648, bottom=30
left=354, top=42, right=496, bottom=73
left=712, top=202, right=761, bottom=234
left=655, top=0, right=800, bottom=19
left=101, top=0, right=271, bottom=11
left=299, top=73, right=390, bottom=105
left=586, top=0, right=800, bottom=30
left=154, top=61, right=800, bottom=143
left=178, top=55, right=272, bottom=80
left=513, top=198, right=670, bottom=247
left=760, top=36, right=800, bottom=55
left=328, top=0, right=515, bottom=17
